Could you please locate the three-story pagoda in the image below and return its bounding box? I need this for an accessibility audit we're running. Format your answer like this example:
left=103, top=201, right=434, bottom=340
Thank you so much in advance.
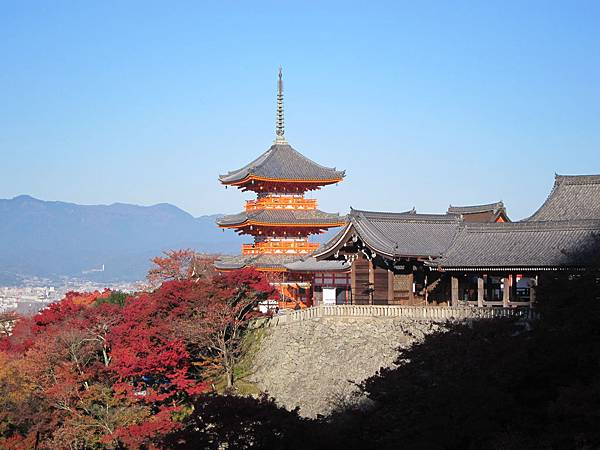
left=215, top=69, right=346, bottom=276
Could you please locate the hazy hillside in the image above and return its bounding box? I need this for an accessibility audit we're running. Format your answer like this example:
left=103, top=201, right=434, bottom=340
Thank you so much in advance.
left=0, top=195, right=341, bottom=284
left=0, top=195, right=246, bottom=283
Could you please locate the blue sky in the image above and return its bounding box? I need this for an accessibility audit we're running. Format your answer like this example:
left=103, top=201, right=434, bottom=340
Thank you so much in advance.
left=1, top=1, right=599, bottom=220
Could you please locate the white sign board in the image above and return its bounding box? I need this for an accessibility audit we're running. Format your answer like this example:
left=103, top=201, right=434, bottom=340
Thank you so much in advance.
left=323, top=288, right=337, bottom=305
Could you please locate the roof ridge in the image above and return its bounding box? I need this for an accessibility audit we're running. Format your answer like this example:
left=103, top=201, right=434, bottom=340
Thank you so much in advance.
left=447, top=201, right=504, bottom=213
left=218, top=146, right=274, bottom=179
left=253, top=208, right=344, bottom=216
left=219, top=142, right=345, bottom=185
left=522, top=175, right=561, bottom=221
left=349, top=207, right=419, bottom=216
left=312, top=221, right=354, bottom=259
left=284, top=143, right=343, bottom=175
left=249, top=145, right=278, bottom=176
left=436, top=215, right=600, bottom=269
left=525, top=173, right=600, bottom=221
left=439, top=221, right=464, bottom=257
left=367, top=214, right=460, bottom=222
left=555, top=174, right=600, bottom=185
left=350, top=210, right=399, bottom=256
left=464, top=219, right=600, bottom=232
left=448, top=201, right=503, bottom=208
left=217, top=208, right=347, bottom=227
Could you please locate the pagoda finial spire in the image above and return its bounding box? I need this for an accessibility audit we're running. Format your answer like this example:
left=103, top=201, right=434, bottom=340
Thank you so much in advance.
left=275, top=66, right=287, bottom=143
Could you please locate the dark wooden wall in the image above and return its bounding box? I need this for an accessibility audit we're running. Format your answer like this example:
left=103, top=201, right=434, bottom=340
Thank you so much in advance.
left=373, top=266, right=389, bottom=304
left=352, top=257, right=371, bottom=304
left=350, top=256, right=429, bottom=305
left=393, top=273, right=414, bottom=304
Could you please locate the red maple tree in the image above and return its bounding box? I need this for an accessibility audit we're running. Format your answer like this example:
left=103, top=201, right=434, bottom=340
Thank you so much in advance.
left=147, top=249, right=216, bottom=286
left=0, top=260, right=275, bottom=449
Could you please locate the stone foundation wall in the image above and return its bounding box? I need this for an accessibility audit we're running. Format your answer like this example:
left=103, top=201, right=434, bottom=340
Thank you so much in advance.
left=248, top=316, right=444, bottom=417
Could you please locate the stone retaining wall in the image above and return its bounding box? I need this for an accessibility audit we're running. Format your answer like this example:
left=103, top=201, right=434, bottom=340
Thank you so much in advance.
left=248, top=316, right=444, bottom=417
left=248, top=306, right=534, bottom=417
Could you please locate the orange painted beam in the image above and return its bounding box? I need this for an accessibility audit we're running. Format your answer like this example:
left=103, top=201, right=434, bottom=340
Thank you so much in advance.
left=222, top=175, right=343, bottom=187
left=242, top=240, right=319, bottom=255
left=219, top=220, right=347, bottom=229
left=245, top=197, right=318, bottom=211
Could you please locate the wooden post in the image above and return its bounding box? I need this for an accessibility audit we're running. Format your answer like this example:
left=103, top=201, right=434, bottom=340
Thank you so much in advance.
left=368, top=260, right=375, bottom=305
left=529, top=275, right=537, bottom=306
left=350, top=260, right=356, bottom=305
left=451, top=276, right=459, bottom=306
left=424, top=274, right=429, bottom=304
left=512, top=274, right=519, bottom=302
left=387, top=270, right=394, bottom=304
left=477, top=276, right=484, bottom=307
left=503, top=275, right=510, bottom=307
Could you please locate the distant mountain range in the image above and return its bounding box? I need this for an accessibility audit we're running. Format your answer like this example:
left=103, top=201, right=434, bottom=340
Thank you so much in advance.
left=0, top=195, right=340, bottom=284
left=0, top=195, right=247, bottom=284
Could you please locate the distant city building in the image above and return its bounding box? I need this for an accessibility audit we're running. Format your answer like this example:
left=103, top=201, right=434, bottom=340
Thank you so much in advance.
left=0, top=280, right=142, bottom=316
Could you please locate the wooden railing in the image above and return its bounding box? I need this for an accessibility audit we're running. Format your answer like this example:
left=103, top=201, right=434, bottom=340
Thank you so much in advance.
left=245, top=197, right=317, bottom=211
left=242, top=240, right=320, bottom=255
left=252, top=305, right=537, bottom=327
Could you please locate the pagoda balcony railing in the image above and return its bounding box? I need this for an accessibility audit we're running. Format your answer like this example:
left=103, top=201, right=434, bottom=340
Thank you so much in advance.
left=245, top=197, right=317, bottom=211
left=242, top=240, right=320, bottom=255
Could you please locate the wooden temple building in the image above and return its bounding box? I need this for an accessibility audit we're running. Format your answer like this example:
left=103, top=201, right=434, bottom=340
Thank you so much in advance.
left=447, top=201, right=509, bottom=222
left=215, top=69, right=349, bottom=306
left=313, top=174, right=600, bottom=307
left=214, top=71, right=599, bottom=309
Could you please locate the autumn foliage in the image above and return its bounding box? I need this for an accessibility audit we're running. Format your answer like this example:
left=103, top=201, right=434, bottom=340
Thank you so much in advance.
left=0, top=265, right=274, bottom=449
left=147, top=249, right=217, bottom=286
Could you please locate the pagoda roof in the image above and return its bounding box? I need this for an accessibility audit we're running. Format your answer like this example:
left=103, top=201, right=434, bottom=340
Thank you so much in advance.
left=435, top=219, right=600, bottom=271
left=217, top=209, right=347, bottom=228
left=218, top=143, right=345, bottom=185
left=314, top=208, right=462, bottom=260
left=524, top=174, right=600, bottom=221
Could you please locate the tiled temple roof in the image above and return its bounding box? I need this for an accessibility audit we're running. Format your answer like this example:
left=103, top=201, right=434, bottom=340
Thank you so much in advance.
left=448, top=202, right=505, bottom=214
left=214, top=254, right=302, bottom=271
left=218, top=143, right=345, bottom=184
left=314, top=208, right=462, bottom=259
left=284, top=257, right=350, bottom=272
left=435, top=175, right=600, bottom=269
left=435, top=220, right=600, bottom=270
left=214, top=254, right=349, bottom=272
left=525, top=174, right=600, bottom=221
left=313, top=174, right=600, bottom=271
left=217, top=209, right=347, bottom=228
left=447, top=201, right=509, bottom=222
left=447, top=201, right=504, bottom=214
